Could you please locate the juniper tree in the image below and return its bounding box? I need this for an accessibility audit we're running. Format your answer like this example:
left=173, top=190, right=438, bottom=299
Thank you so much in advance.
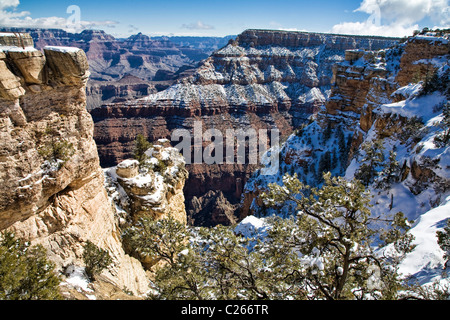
left=375, top=150, right=401, bottom=189
left=437, top=219, right=450, bottom=269
left=434, top=101, right=450, bottom=147
left=123, top=215, right=212, bottom=300
left=355, top=139, right=385, bottom=186
left=261, top=172, right=415, bottom=300
left=134, top=134, right=152, bottom=163
left=82, top=241, right=113, bottom=281
left=0, top=232, right=61, bottom=300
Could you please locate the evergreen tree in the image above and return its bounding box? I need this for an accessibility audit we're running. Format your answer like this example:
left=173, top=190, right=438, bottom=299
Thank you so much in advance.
left=434, top=101, right=450, bottom=147
left=261, top=172, right=415, bottom=300
left=437, top=219, right=450, bottom=269
left=375, top=150, right=401, bottom=189
left=0, top=232, right=62, bottom=300
left=134, top=134, right=152, bottom=163
left=124, top=174, right=416, bottom=300
left=355, top=139, right=385, bottom=186
left=318, top=151, right=332, bottom=176
left=82, top=241, right=113, bottom=281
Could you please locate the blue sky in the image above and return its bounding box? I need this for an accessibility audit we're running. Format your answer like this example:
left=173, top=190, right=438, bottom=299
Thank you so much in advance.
left=1, top=0, right=449, bottom=37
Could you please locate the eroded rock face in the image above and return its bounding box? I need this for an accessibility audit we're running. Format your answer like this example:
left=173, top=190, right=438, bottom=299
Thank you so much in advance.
left=91, top=30, right=399, bottom=225
left=241, top=33, right=449, bottom=219
left=0, top=37, right=149, bottom=297
left=105, top=142, right=188, bottom=224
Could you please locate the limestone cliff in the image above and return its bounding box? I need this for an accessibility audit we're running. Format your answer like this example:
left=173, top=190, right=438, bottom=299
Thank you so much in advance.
left=0, top=34, right=149, bottom=298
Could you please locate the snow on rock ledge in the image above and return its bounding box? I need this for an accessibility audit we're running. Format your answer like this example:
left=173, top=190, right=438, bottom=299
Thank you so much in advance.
left=105, top=144, right=189, bottom=224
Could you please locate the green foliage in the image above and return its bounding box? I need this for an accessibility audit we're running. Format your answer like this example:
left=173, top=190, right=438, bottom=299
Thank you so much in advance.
left=154, top=159, right=168, bottom=174
left=134, top=134, right=152, bottom=163
left=437, top=219, right=450, bottom=269
left=261, top=173, right=415, bottom=300
left=398, top=116, right=426, bottom=144
left=82, top=241, right=113, bottom=281
left=0, top=232, right=62, bottom=300
left=434, top=101, right=450, bottom=147
left=355, top=139, right=385, bottom=186
left=123, top=215, right=189, bottom=267
left=375, top=150, right=401, bottom=189
left=125, top=173, right=415, bottom=300
left=420, top=67, right=449, bottom=97
left=38, top=139, right=75, bottom=167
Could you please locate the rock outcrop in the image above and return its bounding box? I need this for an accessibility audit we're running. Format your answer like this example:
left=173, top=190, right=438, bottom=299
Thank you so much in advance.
left=0, top=28, right=233, bottom=111
left=0, top=34, right=149, bottom=297
left=91, top=29, right=399, bottom=225
left=104, top=140, right=189, bottom=224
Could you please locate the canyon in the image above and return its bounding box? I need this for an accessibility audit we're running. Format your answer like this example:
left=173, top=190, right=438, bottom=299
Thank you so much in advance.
left=0, top=28, right=233, bottom=110
left=91, top=29, right=400, bottom=225
left=0, top=34, right=165, bottom=298
left=241, top=32, right=449, bottom=286
left=0, top=26, right=448, bottom=300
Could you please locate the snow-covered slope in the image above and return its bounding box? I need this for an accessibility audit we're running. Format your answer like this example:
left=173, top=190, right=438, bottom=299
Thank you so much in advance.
left=240, top=33, right=449, bottom=288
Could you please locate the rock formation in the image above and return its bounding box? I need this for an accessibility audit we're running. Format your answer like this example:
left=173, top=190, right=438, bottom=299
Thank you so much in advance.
left=242, top=33, right=449, bottom=221
left=91, top=29, right=400, bottom=225
left=0, top=34, right=150, bottom=297
left=104, top=140, right=189, bottom=224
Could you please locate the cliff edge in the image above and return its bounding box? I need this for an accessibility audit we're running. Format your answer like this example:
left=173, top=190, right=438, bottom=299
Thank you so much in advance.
left=0, top=33, right=149, bottom=298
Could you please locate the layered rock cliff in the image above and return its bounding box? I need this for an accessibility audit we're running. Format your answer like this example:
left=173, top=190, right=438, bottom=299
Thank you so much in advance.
left=240, top=32, right=450, bottom=286
left=91, top=29, right=399, bottom=225
left=0, top=35, right=150, bottom=297
left=0, top=28, right=234, bottom=111
left=242, top=33, right=449, bottom=219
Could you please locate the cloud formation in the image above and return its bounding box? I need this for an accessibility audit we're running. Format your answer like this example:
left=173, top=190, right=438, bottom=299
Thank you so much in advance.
left=181, top=20, right=215, bottom=30
left=331, top=0, right=450, bottom=37
left=0, top=0, right=117, bottom=32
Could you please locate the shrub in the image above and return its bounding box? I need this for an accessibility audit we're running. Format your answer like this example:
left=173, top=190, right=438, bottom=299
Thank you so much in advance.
left=0, top=232, right=62, bottom=300
left=134, top=134, right=152, bottom=163
left=82, top=241, right=113, bottom=281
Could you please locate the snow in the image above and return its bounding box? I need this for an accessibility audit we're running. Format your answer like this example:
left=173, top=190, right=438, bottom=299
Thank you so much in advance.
left=44, top=46, right=81, bottom=53
left=398, top=196, right=450, bottom=284
left=391, top=83, right=422, bottom=100
left=0, top=32, right=19, bottom=37
left=235, top=215, right=269, bottom=238
left=63, top=265, right=92, bottom=293
left=379, top=91, right=446, bottom=122
left=0, top=46, right=37, bottom=52
left=117, top=159, right=139, bottom=169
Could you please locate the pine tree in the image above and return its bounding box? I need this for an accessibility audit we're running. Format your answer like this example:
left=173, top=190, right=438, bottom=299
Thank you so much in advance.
left=134, top=134, right=152, bottom=163
left=82, top=241, right=113, bottom=281
left=375, top=150, right=401, bottom=189
left=0, top=232, right=62, bottom=300
left=437, top=219, right=450, bottom=269
left=434, top=101, right=450, bottom=147
left=261, top=172, right=415, bottom=300
left=355, top=139, right=385, bottom=186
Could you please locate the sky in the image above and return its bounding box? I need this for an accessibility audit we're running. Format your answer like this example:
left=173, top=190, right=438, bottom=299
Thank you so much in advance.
left=0, top=0, right=448, bottom=38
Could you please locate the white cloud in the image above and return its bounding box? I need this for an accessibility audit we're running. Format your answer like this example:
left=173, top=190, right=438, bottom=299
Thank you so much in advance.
left=181, top=20, right=215, bottom=30
left=331, top=0, right=450, bottom=37
left=331, top=21, right=419, bottom=37
left=0, top=0, right=117, bottom=32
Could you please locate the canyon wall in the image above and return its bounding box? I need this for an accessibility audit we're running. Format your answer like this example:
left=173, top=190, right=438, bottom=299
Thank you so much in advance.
left=91, top=29, right=400, bottom=225
left=241, top=33, right=449, bottom=219
left=0, top=28, right=233, bottom=111
left=0, top=37, right=151, bottom=297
